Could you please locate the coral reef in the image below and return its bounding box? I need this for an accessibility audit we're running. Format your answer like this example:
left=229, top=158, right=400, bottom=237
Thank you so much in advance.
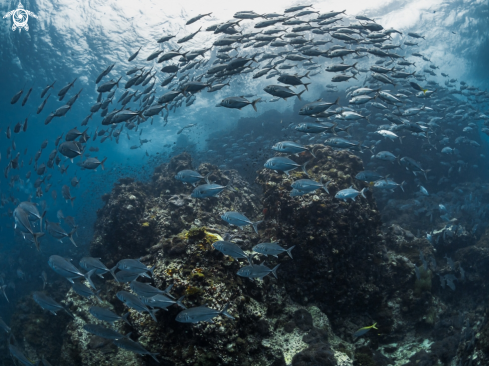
left=8, top=151, right=489, bottom=366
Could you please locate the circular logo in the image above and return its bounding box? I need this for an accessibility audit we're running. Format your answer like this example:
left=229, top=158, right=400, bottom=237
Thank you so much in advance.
left=13, top=8, right=28, bottom=28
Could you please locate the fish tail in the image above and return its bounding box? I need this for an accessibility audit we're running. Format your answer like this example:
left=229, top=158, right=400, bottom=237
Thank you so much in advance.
left=100, top=157, right=107, bottom=170
left=271, top=264, right=280, bottom=279
left=220, top=303, right=235, bottom=320
left=148, top=265, right=155, bottom=276
left=2, top=285, right=9, bottom=302
left=84, top=268, right=97, bottom=290
left=360, top=188, right=367, bottom=199
left=121, top=312, right=131, bottom=326
left=301, top=160, right=310, bottom=176
left=68, top=228, right=77, bottom=247
left=321, top=179, right=331, bottom=194
left=176, top=295, right=187, bottom=309
left=94, top=290, right=103, bottom=303
left=310, top=146, right=317, bottom=158
left=33, top=232, right=44, bottom=252
left=63, top=307, right=75, bottom=319
left=252, top=220, right=263, bottom=234
left=149, top=308, right=159, bottom=322
left=251, top=98, right=261, bottom=112
left=164, top=284, right=175, bottom=298
left=150, top=353, right=160, bottom=363
left=70, top=197, right=76, bottom=207
left=286, top=245, right=296, bottom=259
left=109, top=266, right=119, bottom=282
left=297, top=89, right=306, bottom=101
left=303, top=83, right=311, bottom=91
left=400, top=181, right=406, bottom=192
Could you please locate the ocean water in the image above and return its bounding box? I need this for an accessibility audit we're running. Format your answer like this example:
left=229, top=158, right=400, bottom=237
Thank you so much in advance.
left=1, top=0, right=489, bottom=365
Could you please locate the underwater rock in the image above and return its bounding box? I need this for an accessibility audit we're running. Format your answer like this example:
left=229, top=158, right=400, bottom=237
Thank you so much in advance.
left=89, top=153, right=262, bottom=268
left=256, top=146, right=385, bottom=322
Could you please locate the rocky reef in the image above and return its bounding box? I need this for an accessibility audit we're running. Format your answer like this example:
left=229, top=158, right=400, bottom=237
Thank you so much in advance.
left=7, top=150, right=489, bottom=366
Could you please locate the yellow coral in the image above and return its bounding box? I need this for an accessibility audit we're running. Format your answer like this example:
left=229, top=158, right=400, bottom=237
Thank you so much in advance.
left=141, top=222, right=150, bottom=227
left=186, top=285, right=203, bottom=296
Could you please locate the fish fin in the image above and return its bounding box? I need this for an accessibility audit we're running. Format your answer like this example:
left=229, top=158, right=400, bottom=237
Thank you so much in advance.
left=252, top=220, right=263, bottom=234
left=68, top=228, right=77, bottom=247
left=1, top=285, right=8, bottom=302
left=33, top=232, right=44, bottom=252
left=297, top=89, right=306, bottom=101
left=110, top=266, right=119, bottom=282
left=271, top=264, right=280, bottom=279
left=251, top=98, right=261, bottom=112
left=220, top=303, right=235, bottom=320
left=150, top=352, right=160, bottom=363
left=100, top=157, right=107, bottom=170
left=63, top=307, right=75, bottom=319
left=163, top=284, right=175, bottom=298
left=149, top=308, right=159, bottom=322
left=176, top=295, right=187, bottom=309
left=301, top=160, right=310, bottom=176
left=84, top=268, right=97, bottom=290
left=322, top=179, right=331, bottom=194
left=121, top=312, right=132, bottom=326
left=360, top=188, right=367, bottom=199
left=286, top=245, right=296, bottom=259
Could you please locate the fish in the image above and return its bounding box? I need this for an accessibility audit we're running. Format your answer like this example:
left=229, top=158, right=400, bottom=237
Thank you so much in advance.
left=13, top=207, right=44, bottom=251
left=116, top=291, right=159, bottom=322
left=45, top=218, right=77, bottom=246
left=110, top=259, right=154, bottom=281
left=58, top=78, right=77, bottom=100
left=21, top=87, right=32, bottom=106
left=83, top=323, right=125, bottom=340
left=176, top=303, right=234, bottom=323
left=130, top=281, right=174, bottom=299
left=264, top=157, right=309, bottom=176
left=141, top=294, right=186, bottom=310
left=335, top=186, right=367, bottom=202
left=264, top=85, right=306, bottom=100
left=0, top=317, right=10, bottom=333
left=9, top=343, right=37, bottom=365
left=113, top=336, right=160, bottom=363
left=33, top=291, right=74, bottom=318
left=48, top=255, right=96, bottom=288
left=81, top=157, right=107, bottom=171
left=220, top=96, right=261, bottom=111
left=10, top=83, right=25, bottom=104
left=212, top=241, right=252, bottom=262
left=221, top=211, right=262, bottom=234
left=41, top=80, right=56, bottom=98
left=291, top=178, right=330, bottom=194
left=72, top=281, right=102, bottom=302
left=353, top=323, right=378, bottom=338
left=186, top=12, right=212, bottom=25
left=89, top=306, right=131, bottom=325
left=252, top=243, right=295, bottom=259
left=40, top=271, right=48, bottom=289
left=272, top=141, right=316, bottom=157
left=237, top=262, right=280, bottom=280
left=79, top=257, right=110, bottom=278
left=128, top=46, right=142, bottom=62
